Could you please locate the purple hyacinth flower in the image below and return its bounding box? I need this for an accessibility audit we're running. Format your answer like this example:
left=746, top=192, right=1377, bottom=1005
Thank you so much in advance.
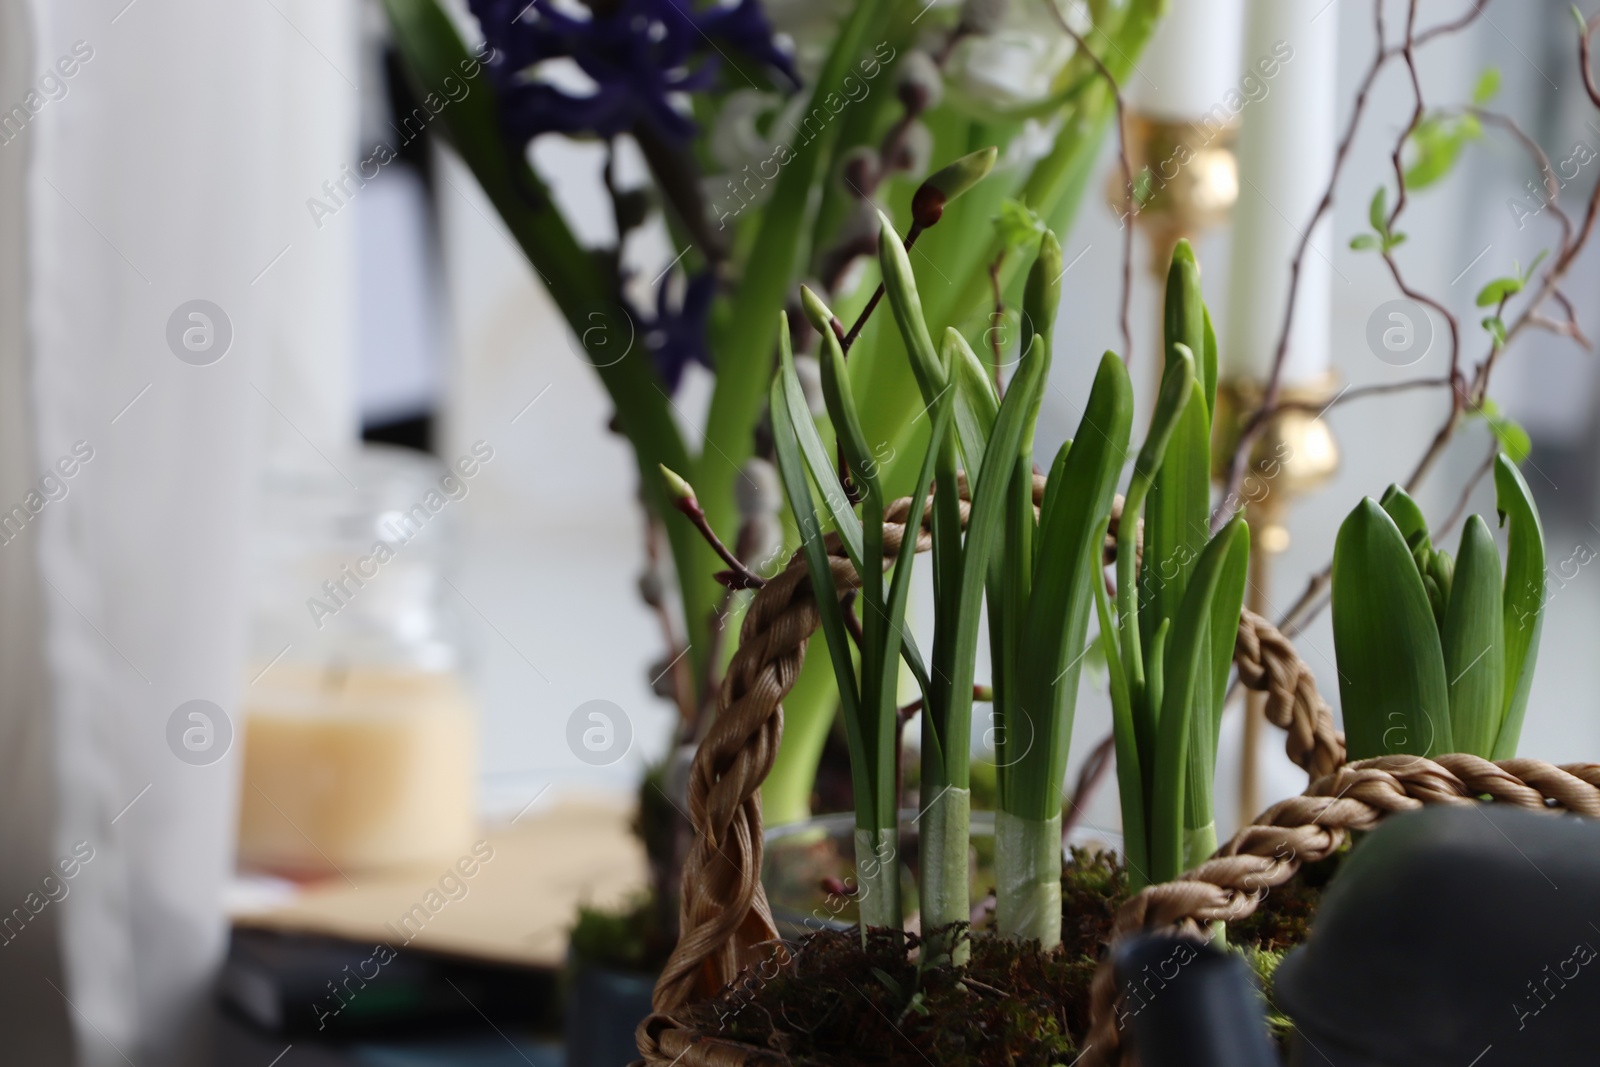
left=469, top=0, right=798, bottom=146
left=643, top=271, right=716, bottom=391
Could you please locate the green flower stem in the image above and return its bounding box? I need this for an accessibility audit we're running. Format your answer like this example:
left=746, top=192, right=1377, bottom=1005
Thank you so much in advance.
left=994, top=809, right=1062, bottom=945
left=1183, top=823, right=1217, bottom=872
left=853, top=827, right=901, bottom=935
left=918, top=785, right=971, bottom=965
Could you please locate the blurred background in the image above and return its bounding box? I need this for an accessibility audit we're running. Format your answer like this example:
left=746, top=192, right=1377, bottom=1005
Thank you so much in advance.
left=0, top=0, right=1596, bottom=1064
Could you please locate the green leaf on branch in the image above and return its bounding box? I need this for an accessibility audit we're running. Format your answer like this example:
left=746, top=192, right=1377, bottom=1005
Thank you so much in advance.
left=1369, top=186, right=1389, bottom=233
left=1350, top=233, right=1378, bottom=251
left=1476, top=275, right=1524, bottom=306
left=1489, top=415, right=1532, bottom=463
left=995, top=199, right=1048, bottom=252
left=1470, top=397, right=1531, bottom=462
left=1482, top=316, right=1508, bottom=347
left=1473, top=67, right=1502, bottom=104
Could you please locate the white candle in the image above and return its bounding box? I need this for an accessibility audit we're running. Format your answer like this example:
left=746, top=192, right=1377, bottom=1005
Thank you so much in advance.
left=1131, top=0, right=1247, bottom=120
left=1224, top=0, right=1339, bottom=384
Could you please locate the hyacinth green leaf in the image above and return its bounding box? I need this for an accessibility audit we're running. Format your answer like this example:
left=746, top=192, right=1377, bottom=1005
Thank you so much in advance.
left=1441, top=515, right=1506, bottom=757
left=943, top=334, right=1051, bottom=784
left=1428, top=548, right=1455, bottom=608
left=1493, top=454, right=1546, bottom=758
left=1149, top=518, right=1248, bottom=884
left=1332, top=498, right=1453, bottom=760
left=1379, top=483, right=1431, bottom=553
left=943, top=327, right=998, bottom=477
left=1010, top=351, right=1134, bottom=821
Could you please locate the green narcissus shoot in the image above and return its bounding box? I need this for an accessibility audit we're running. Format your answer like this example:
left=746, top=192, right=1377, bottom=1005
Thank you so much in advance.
left=1095, top=241, right=1250, bottom=890
left=771, top=297, right=954, bottom=943
left=770, top=234, right=1257, bottom=955
left=1332, top=455, right=1545, bottom=762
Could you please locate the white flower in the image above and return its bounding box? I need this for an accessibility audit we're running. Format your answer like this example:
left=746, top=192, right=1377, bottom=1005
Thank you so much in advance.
left=951, top=0, right=1090, bottom=109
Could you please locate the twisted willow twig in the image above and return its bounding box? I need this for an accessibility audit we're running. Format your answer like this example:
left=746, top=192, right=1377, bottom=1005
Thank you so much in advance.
left=638, top=479, right=1344, bottom=1065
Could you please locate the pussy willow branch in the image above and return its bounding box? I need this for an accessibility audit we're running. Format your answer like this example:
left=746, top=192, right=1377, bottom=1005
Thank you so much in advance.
left=1043, top=10, right=1134, bottom=359
left=1267, top=375, right=1453, bottom=415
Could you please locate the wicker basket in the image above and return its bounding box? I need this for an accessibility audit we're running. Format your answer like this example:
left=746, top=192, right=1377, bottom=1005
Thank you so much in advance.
left=635, top=482, right=1600, bottom=1067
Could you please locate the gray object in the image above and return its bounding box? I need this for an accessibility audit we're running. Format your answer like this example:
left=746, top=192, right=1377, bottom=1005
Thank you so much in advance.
left=1276, top=804, right=1600, bottom=1066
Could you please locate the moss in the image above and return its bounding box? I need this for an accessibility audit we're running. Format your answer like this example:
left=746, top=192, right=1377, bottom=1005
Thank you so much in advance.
left=678, top=846, right=1331, bottom=1062
left=568, top=892, right=676, bottom=974
left=1241, top=946, right=1296, bottom=1047
left=689, top=926, right=1092, bottom=1066
left=684, top=847, right=1129, bottom=1064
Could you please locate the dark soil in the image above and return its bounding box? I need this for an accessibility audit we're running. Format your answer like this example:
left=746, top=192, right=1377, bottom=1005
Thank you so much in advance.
left=680, top=847, right=1333, bottom=1064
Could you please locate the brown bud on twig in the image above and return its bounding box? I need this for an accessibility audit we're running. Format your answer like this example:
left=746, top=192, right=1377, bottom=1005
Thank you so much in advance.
left=910, top=145, right=998, bottom=228
left=637, top=570, right=665, bottom=607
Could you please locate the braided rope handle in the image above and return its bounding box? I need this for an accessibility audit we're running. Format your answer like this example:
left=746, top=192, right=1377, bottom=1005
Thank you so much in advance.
left=638, top=480, right=1343, bottom=1065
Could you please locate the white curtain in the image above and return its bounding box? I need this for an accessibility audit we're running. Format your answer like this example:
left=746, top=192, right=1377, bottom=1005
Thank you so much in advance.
left=0, top=0, right=358, bottom=1063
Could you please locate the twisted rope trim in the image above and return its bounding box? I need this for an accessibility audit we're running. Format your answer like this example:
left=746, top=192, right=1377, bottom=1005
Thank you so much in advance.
left=638, top=480, right=1345, bottom=1066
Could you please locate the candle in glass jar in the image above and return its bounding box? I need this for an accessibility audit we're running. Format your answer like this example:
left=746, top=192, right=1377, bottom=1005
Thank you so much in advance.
left=1130, top=0, right=1246, bottom=120
left=1224, top=0, right=1338, bottom=384
left=237, top=664, right=477, bottom=876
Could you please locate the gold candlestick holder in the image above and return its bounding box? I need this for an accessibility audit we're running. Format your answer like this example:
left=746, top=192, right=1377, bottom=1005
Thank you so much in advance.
left=1112, top=113, right=1241, bottom=275
left=1212, top=376, right=1340, bottom=825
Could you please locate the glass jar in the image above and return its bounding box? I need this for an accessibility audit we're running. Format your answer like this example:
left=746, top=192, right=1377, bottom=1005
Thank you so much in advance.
left=236, top=445, right=478, bottom=876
